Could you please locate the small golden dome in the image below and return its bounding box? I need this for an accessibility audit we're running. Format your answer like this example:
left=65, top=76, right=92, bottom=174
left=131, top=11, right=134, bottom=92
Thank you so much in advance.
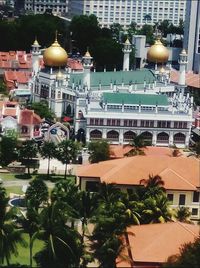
left=33, top=38, right=40, bottom=46
left=181, top=49, right=187, bottom=55
left=43, top=39, right=68, bottom=67
left=160, top=67, right=165, bottom=73
left=125, top=38, right=130, bottom=45
left=56, top=70, right=64, bottom=80
left=147, top=38, right=169, bottom=63
left=84, top=50, right=91, bottom=57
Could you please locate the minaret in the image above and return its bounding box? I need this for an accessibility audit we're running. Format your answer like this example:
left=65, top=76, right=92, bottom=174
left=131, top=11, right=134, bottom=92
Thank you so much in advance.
left=123, top=38, right=132, bottom=71
left=82, top=49, right=93, bottom=90
left=178, top=49, right=188, bottom=86
left=31, top=38, right=41, bottom=74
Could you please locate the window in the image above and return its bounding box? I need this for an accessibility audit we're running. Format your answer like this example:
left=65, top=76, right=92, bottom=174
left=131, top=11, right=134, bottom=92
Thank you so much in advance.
left=192, top=208, right=198, bottom=215
left=86, top=181, right=99, bottom=192
left=167, top=194, right=174, bottom=203
left=193, top=191, right=199, bottom=203
left=179, top=194, right=186, bottom=205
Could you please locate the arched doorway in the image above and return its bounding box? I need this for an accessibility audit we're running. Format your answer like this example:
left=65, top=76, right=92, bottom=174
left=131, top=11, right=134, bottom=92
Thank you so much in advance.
left=77, top=128, right=86, bottom=144
left=107, top=130, right=119, bottom=142
left=90, top=129, right=102, bottom=140
left=174, top=133, right=186, bottom=144
left=140, top=131, right=153, bottom=145
left=124, top=131, right=136, bottom=142
left=157, top=132, right=169, bottom=144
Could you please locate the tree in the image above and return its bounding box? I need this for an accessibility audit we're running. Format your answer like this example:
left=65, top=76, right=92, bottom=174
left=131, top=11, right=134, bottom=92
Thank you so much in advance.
left=174, top=206, right=191, bottom=223
left=110, top=23, right=123, bottom=40
left=18, top=140, right=38, bottom=174
left=91, top=37, right=123, bottom=70
left=17, top=205, right=40, bottom=267
left=164, top=236, right=200, bottom=268
left=34, top=201, right=83, bottom=268
left=138, top=24, right=154, bottom=45
left=0, top=136, right=18, bottom=166
left=158, top=19, right=170, bottom=37
left=141, top=194, right=172, bottom=224
left=69, top=14, right=100, bottom=54
left=88, top=140, right=110, bottom=163
left=40, top=141, right=57, bottom=179
left=0, top=184, right=26, bottom=266
left=140, top=174, right=165, bottom=197
left=129, top=134, right=146, bottom=156
left=28, top=101, right=54, bottom=120
left=25, top=178, right=48, bottom=210
left=57, top=139, right=80, bottom=179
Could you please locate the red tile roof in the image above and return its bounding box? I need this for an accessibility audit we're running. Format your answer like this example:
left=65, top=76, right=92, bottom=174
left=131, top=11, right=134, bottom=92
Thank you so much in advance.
left=171, top=70, right=200, bottom=89
left=19, top=109, right=42, bottom=125
left=117, top=222, right=199, bottom=267
left=3, top=108, right=17, bottom=117
left=78, top=156, right=200, bottom=191
left=0, top=51, right=32, bottom=70
left=4, top=71, right=31, bottom=90
left=67, top=58, right=83, bottom=70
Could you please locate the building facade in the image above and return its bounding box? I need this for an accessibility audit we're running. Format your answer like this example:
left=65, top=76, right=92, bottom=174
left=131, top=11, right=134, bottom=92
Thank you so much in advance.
left=24, top=0, right=68, bottom=15
left=183, top=0, right=200, bottom=73
left=69, top=0, right=186, bottom=28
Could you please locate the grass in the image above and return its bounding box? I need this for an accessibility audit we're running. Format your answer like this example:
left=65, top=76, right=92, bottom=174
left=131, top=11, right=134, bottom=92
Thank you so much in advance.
left=8, top=234, right=44, bottom=266
left=6, top=186, right=23, bottom=196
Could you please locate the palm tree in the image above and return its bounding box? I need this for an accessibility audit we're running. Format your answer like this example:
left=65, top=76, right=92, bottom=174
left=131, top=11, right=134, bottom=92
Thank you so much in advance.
left=57, top=139, right=80, bottom=179
left=34, top=201, right=83, bottom=268
left=141, top=194, right=172, bottom=224
left=175, top=206, right=192, bottom=223
left=40, top=141, right=57, bottom=179
left=140, top=174, right=165, bottom=198
left=0, top=185, right=26, bottom=266
left=17, top=204, right=40, bottom=267
left=18, top=140, right=38, bottom=175
left=129, top=134, right=146, bottom=156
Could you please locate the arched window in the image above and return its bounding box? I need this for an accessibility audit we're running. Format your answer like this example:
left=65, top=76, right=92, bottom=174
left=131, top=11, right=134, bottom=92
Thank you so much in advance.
left=21, top=126, right=28, bottom=134
left=140, top=131, right=153, bottom=145
left=90, top=130, right=102, bottom=140
left=107, top=130, right=119, bottom=141
left=124, top=131, right=136, bottom=142
left=174, top=133, right=186, bottom=144
left=157, top=132, right=169, bottom=143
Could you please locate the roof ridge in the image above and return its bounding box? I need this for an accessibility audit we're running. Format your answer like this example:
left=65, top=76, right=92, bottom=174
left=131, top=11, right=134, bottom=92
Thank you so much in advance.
left=177, top=222, right=198, bottom=237
left=159, top=167, right=197, bottom=189
left=101, top=157, right=135, bottom=182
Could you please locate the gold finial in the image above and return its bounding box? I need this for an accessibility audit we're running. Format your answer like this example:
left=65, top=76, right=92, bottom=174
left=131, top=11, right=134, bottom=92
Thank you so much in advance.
left=55, top=30, right=58, bottom=41
left=181, top=49, right=187, bottom=55
left=84, top=47, right=91, bottom=57
left=125, top=38, right=130, bottom=44
left=33, top=36, right=39, bottom=46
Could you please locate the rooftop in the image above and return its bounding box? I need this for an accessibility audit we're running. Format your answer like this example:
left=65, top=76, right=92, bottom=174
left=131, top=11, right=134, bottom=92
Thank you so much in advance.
left=102, top=92, right=169, bottom=106
left=117, top=222, right=199, bottom=267
left=78, top=155, right=200, bottom=191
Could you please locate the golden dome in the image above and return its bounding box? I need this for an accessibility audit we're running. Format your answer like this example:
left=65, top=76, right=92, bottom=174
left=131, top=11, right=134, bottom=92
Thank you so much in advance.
left=43, top=38, right=68, bottom=67
left=147, top=38, right=169, bottom=63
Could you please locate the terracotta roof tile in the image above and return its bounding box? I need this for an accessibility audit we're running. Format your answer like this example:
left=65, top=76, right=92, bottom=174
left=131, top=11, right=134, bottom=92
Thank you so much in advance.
left=19, top=109, right=42, bottom=125
left=171, top=70, right=200, bottom=89
left=78, top=156, right=200, bottom=190
left=117, top=222, right=199, bottom=266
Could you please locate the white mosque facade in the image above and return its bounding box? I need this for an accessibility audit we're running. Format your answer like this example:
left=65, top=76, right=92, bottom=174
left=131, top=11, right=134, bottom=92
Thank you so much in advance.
left=30, top=36, right=193, bottom=148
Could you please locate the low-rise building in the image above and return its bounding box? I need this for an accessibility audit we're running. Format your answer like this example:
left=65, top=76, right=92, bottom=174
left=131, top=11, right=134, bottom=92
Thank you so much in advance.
left=77, top=155, right=200, bottom=221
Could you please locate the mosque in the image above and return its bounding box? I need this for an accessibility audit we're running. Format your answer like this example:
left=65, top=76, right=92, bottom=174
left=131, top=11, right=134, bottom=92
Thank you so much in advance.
left=30, top=34, right=193, bottom=148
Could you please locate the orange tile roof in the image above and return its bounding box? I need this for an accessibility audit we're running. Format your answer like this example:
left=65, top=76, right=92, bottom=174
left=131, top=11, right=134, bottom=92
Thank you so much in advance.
left=4, top=71, right=31, bottom=90
left=171, top=70, right=200, bottom=89
left=117, top=222, right=199, bottom=267
left=3, top=108, right=17, bottom=117
left=0, top=51, right=32, bottom=70
left=67, top=58, right=83, bottom=70
left=77, top=156, right=200, bottom=190
left=19, top=109, right=42, bottom=125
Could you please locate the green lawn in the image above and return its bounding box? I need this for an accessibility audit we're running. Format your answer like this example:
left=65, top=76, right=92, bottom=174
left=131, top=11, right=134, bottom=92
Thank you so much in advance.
left=6, top=186, right=24, bottom=196
left=5, top=234, right=44, bottom=266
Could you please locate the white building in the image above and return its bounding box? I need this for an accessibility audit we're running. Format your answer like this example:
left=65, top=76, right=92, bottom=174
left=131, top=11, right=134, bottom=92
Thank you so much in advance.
left=24, top=0, right=68, bottom=15
left=183, top=0, right=200, bottom=73
left=31, top=36, right=193, bottom=148
left=69, top=0, right=186, bottom=28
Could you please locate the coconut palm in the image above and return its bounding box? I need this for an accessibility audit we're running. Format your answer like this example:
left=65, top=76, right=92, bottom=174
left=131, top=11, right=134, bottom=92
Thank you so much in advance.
left=175, top=206, right=192, bottom=223
left=141, top=194, right=172, bottom=224
left=140, top=174, right=165, bottom=198
left=34, top=201, right=83, bottom=268
left=0, top=185, right=26, bottom=266
left=129, top=134, right=146, bottom=156
left=40, top=141, right=57, bottom=179
left=57, top=139, right=80, bottom=179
